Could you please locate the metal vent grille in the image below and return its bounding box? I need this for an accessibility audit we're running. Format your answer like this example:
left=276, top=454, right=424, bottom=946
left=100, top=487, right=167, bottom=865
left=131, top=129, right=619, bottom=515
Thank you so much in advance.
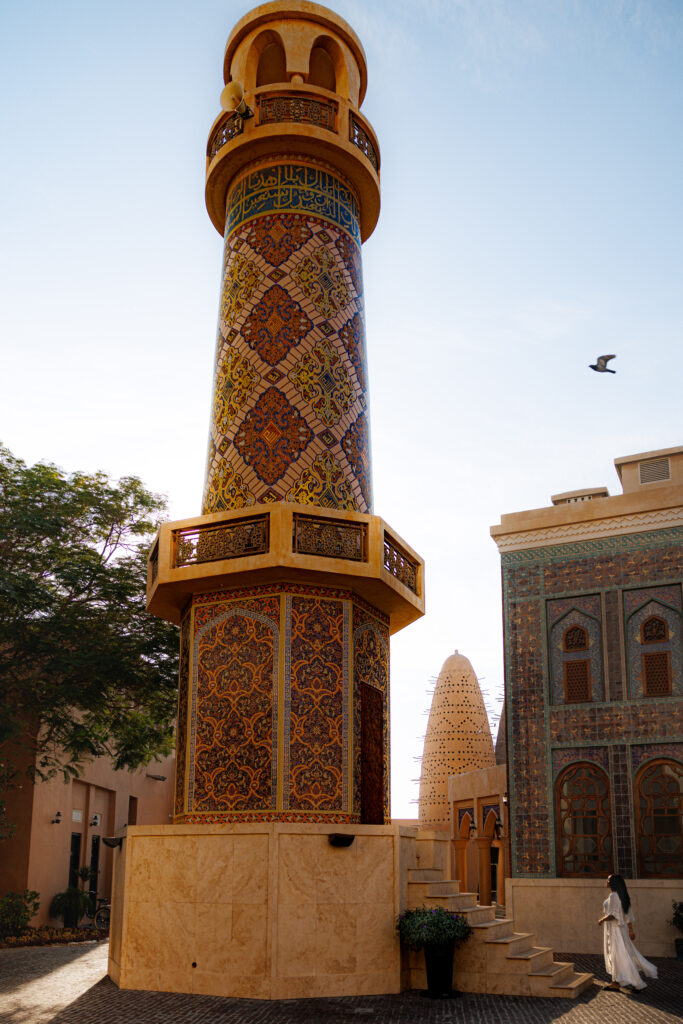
left=639, top=457, right=670, bottom=484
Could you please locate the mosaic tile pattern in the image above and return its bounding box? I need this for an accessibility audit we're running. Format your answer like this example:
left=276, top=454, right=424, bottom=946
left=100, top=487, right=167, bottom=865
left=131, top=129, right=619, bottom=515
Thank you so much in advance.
left=174, top=614, right=191, bottom=818
left=353, top=608, right=391, bottom=823
left=609, top=744, right=635, bottom=876
left=547, top=595, right=604, bottom=704
left=203, top=162, right=371, bottom=514
left=287, top=596, right=346, bottom=811
left=502, top=526, right=683, bottom=878
left=623, top=585, right=683, bottom=698
left=174, top=583, right=389, bottom=823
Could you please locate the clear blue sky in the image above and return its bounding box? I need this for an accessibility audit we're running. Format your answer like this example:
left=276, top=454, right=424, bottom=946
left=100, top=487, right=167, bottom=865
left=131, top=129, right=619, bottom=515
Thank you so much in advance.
left=1, top=0, right=682, bottom=815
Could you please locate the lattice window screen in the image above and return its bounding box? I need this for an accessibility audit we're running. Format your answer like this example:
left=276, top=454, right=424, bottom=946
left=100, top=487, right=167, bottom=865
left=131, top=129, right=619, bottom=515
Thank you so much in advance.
left=643, top=651, right=671, bottom=696
left=642, top=616, right=668, bottom=643
left=564, top=626, right=588, bottom=651
left=565, top=660, right=591, bottom=703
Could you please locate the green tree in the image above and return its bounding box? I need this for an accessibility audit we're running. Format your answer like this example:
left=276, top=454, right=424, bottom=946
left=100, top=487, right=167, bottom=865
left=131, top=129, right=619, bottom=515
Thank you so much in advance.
left=0, top=444, right=178, bottom=834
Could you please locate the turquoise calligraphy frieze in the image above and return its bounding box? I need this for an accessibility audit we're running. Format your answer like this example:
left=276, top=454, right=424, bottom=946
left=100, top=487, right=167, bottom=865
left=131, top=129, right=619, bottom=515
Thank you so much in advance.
left=226, top=164, right=360, bottom=243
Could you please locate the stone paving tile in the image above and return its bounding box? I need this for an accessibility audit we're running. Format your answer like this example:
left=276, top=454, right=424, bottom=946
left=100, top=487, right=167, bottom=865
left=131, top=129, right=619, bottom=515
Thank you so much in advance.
left=0, top=943, right=681, bottom=1024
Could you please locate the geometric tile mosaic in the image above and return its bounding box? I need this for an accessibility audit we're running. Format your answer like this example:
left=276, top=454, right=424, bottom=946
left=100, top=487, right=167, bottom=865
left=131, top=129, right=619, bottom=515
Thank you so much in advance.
left=502, top=525, right=683, bottom=879
left=173, top=583, right=390, bottom=824
left=201, top=161, right=374, bottom=516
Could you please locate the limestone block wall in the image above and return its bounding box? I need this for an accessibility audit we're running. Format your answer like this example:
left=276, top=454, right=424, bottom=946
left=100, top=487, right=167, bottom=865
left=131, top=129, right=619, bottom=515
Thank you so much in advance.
left=506, top=877, right=682, bottom=957
left=109, top=822, right=413, bottom=999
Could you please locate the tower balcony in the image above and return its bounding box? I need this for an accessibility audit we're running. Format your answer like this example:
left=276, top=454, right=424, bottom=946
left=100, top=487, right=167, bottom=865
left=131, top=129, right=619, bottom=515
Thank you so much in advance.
left=147, top=501, right=423, bottom=633
left=205, top=83, right=380, bottom=241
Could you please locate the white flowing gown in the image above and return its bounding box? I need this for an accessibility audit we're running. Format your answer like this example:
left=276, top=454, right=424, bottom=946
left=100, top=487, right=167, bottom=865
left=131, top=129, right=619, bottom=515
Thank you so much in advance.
left=602, top=891, right=658, bottom=989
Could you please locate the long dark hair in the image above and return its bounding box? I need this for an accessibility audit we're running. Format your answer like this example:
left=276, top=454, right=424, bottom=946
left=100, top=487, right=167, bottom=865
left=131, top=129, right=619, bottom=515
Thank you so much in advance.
left=608, top=874, right=631, bottom=914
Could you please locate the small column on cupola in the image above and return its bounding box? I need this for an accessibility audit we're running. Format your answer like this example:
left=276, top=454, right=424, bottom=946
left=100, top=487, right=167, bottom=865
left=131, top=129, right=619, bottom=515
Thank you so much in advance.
left=146, top=1, right=424, bottom=829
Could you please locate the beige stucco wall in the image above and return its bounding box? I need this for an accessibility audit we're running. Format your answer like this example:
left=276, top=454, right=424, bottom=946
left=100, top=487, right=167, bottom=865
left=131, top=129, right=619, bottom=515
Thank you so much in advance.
left=109, top=822, right=416, bottom=999
left=506, top=878, right=682, bottom=958
left=0, top=752, right=175, bottom=926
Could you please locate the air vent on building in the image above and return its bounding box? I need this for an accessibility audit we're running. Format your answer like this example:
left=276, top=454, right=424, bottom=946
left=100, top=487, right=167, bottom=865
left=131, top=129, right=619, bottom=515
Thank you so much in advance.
left=639, top=457, right=670, bottom=485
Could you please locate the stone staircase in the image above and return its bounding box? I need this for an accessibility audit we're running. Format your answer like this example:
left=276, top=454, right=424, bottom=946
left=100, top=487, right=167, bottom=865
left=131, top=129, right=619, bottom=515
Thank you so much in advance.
left=405, top=838, right=594, bottom=999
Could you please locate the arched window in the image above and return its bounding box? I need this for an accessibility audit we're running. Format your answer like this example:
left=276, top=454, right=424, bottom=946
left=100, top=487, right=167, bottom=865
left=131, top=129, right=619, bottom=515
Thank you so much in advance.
left=257, top=40, right=286, bottom=86
left=309, top=45, right=336, bottom=91
left=562, top=625, right=591, bottom=703
left=635, top=759, right=683, bottom=878
left=640, top=617, right=671, bottom=696
left=556, top=762, right=612, bottom=877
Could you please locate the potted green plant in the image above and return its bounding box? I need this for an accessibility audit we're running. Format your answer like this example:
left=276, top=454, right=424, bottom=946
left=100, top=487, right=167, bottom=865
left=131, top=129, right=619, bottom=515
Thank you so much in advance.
left=50, top=867, right=95, bottom=929
left=669, top=900, right=683, bottom=960
left=397, top=905, right=472, bottom=998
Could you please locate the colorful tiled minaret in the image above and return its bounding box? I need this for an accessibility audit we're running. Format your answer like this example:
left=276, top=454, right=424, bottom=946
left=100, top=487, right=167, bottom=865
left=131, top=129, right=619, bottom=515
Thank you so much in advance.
left=147, top=1, right=424, bottom=826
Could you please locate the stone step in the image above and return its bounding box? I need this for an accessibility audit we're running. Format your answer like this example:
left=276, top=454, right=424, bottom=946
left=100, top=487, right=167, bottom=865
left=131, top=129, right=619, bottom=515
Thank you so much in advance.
left=485, top=931, right=536, bottom=956
left=462, top=905, right=496, bottom=924
left=427, top=879, right=461, bottom=896
left=502, top=946, right=554, bottom=973
left=424, top=893, right=480, bottom=913
left=407, top=868, right=443, bottom=882
left=547, top=971, right=595, bottom=999
left=470, top=917, right=515, bottom=940
left=528, top=961, right=575, bottom=995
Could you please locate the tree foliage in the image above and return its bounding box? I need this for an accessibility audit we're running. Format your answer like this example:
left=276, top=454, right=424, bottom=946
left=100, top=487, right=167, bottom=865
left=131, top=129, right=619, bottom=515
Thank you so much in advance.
left=0, top=444, right=178, bottom=821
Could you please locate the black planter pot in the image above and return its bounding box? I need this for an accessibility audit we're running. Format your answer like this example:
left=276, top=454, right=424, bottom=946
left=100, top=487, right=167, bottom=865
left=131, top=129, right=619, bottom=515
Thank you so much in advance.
left=423, top=940, right=458, bottom=998
left=675, top=937, right=683, bottom=961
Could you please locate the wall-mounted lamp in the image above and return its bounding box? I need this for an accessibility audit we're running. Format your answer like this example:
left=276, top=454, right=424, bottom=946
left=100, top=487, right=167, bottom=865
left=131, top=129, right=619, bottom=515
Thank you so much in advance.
left=145, top=773, right=167, bottom=782
left=502, top=792, right=508, bottom=806
left=328, top=833, right=355, bottom=847
left=89, top=813, right=101, bottom=827
left=102, top=836, right=123, bottom=849
left=220, top=81, right=254, bottom=121
left=51, top=811, right=62, bottom=825
left=469, top=822, right=477, bottom=837
left=494, top=817, right=503, bottom=839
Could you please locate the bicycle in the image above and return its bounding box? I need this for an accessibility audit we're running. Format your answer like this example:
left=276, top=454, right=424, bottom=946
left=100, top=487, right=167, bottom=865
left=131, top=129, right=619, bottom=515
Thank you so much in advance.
left=85, top=895, right=111, bottom=931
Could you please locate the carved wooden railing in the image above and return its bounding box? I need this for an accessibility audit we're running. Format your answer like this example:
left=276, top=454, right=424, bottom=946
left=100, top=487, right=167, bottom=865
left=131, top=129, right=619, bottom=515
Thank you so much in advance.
left=173, top=515, right=269, bottom=567
left=383, top=534, right=419, bottom=594
left=349, top=114, right=378, bottom=170
left=207, top=88, right=379, bottom=174
left=292, top=513, right=367, bottom=562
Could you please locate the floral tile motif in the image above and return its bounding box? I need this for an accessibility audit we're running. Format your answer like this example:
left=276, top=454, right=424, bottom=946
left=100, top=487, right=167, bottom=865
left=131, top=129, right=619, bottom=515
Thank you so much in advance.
left=244, top=213, right=312, bottom=267
left=241, top=284, right=312, bottom=365
left=286, top=451, right=357, bottom=511
left=212, top=349, right=260, bottom=434
left=338, top=311, right=367, bottom=391
left=203, top=456, right=255, bottom=513
left=234, top=386, right=313, bottom=485
left=220, top=253, right=263, bottom=331
left=342, top=413, right=372, bottom=509
left=292, top=247, right=350, bottom=319
left=335, top=230, right=363, bottom=296
left=288, top=338, right=354, bottom=428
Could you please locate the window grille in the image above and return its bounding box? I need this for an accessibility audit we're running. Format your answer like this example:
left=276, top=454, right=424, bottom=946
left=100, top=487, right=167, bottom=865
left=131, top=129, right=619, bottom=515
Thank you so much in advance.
left=639, top=457, right=670, bottom=484
left=643, top=651, right=671, bottom=696
left=564, top=625, right=588, bottom=651
left=564, top=659, right=591, bottom=703
left=636, top=760, right=683, bottom=877
left=556, top=763, right=612, bottom=877
left=642, top=616, right=668, bottom=644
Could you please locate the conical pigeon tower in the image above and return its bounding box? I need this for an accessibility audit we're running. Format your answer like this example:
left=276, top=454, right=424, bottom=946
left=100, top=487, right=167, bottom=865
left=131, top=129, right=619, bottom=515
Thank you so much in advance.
left=419, top=651, right=495, bottom=828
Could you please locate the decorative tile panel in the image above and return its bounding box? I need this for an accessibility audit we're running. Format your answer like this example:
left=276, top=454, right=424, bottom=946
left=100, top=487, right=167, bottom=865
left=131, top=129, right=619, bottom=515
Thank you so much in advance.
left=202, top=162, right=373, bottom=515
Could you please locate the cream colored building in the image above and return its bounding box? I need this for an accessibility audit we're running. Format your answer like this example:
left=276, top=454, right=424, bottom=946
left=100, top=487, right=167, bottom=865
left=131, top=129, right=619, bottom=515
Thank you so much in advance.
left=0, top=752, right=174, bottom=927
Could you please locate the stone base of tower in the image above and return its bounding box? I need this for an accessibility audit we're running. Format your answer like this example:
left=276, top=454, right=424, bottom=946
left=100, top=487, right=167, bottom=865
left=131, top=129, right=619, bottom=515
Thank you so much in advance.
left=108, top=822, right=406, bottom=999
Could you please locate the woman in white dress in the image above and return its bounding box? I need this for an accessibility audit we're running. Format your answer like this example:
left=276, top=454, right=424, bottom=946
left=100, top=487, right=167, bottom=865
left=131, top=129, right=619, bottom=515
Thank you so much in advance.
left=598, top=874, right=658, bottom=991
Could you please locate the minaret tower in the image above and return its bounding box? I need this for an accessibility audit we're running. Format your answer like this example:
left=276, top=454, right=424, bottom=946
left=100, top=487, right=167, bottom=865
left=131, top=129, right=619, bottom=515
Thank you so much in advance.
left=147, top=1, right=424, bottom=826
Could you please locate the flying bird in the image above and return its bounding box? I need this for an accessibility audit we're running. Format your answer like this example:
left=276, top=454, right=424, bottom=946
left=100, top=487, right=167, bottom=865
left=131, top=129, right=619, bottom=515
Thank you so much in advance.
left=589, top=354, right=616, bottom=374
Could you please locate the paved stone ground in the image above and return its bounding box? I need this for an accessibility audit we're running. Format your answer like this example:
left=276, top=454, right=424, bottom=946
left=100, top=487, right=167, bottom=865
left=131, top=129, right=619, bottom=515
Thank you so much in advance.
left=0, top=943, right=681, bottom=1024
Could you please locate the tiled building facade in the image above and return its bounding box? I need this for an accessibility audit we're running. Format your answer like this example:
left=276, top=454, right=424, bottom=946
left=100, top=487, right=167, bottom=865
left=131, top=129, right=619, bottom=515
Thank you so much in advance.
left=492, top=448, right=683, bottom=884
